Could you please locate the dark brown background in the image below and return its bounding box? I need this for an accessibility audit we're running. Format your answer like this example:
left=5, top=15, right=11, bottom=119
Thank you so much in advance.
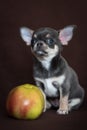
left=0, top=0, right=87, bottom=130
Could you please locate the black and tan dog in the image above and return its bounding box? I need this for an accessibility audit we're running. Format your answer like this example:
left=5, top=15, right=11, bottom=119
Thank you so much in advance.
left=20, top=25, right=84, bottom=114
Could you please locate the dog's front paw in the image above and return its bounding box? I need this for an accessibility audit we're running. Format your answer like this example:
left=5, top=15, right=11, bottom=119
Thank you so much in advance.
left=57, top=108, right=69, bottom=115
left=43, top=100, right=51, bottom=112
left=46, top=100, right=51, bottom=109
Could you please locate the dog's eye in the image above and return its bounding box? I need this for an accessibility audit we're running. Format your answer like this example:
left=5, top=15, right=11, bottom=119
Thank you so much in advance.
left=46, top=38, right=54, bottom=45
left=31, top=39, right=37, bottom=45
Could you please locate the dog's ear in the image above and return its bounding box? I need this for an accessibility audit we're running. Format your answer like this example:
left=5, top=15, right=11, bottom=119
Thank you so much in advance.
left=20, top=27, right=34, bottom=45
left=59, top=25, right=77, bottom=45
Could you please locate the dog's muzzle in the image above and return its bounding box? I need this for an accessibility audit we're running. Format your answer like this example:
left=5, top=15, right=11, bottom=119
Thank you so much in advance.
left=33, top=42, right=48, bottom=56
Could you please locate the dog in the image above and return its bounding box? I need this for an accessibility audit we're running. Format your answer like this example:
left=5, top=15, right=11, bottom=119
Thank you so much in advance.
left=20, top=25, right=85, bottom=114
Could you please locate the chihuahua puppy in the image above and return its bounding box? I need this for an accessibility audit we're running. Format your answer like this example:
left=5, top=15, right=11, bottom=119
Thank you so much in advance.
left=20, top=25, right=84, bottom=114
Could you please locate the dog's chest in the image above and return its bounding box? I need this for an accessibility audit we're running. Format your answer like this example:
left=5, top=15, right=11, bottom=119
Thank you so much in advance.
left=35, top=75, right=65, bottom=97
left=41, top=59, right=50, bottom=70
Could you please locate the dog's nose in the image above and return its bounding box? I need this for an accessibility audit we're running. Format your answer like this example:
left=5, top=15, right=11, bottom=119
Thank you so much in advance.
left=37, top=42, right=43, bottom=47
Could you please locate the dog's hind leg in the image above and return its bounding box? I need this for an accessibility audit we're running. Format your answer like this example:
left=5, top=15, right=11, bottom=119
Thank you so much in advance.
left=68, top=98, right=82, bottom=111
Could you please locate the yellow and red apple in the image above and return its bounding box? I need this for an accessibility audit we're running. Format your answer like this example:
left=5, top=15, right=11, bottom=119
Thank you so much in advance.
left=6, top=84, right=45, bottom=120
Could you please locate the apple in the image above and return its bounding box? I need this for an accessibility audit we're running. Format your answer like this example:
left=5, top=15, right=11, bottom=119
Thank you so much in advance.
left=6, top=84, right=45, bottom=120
